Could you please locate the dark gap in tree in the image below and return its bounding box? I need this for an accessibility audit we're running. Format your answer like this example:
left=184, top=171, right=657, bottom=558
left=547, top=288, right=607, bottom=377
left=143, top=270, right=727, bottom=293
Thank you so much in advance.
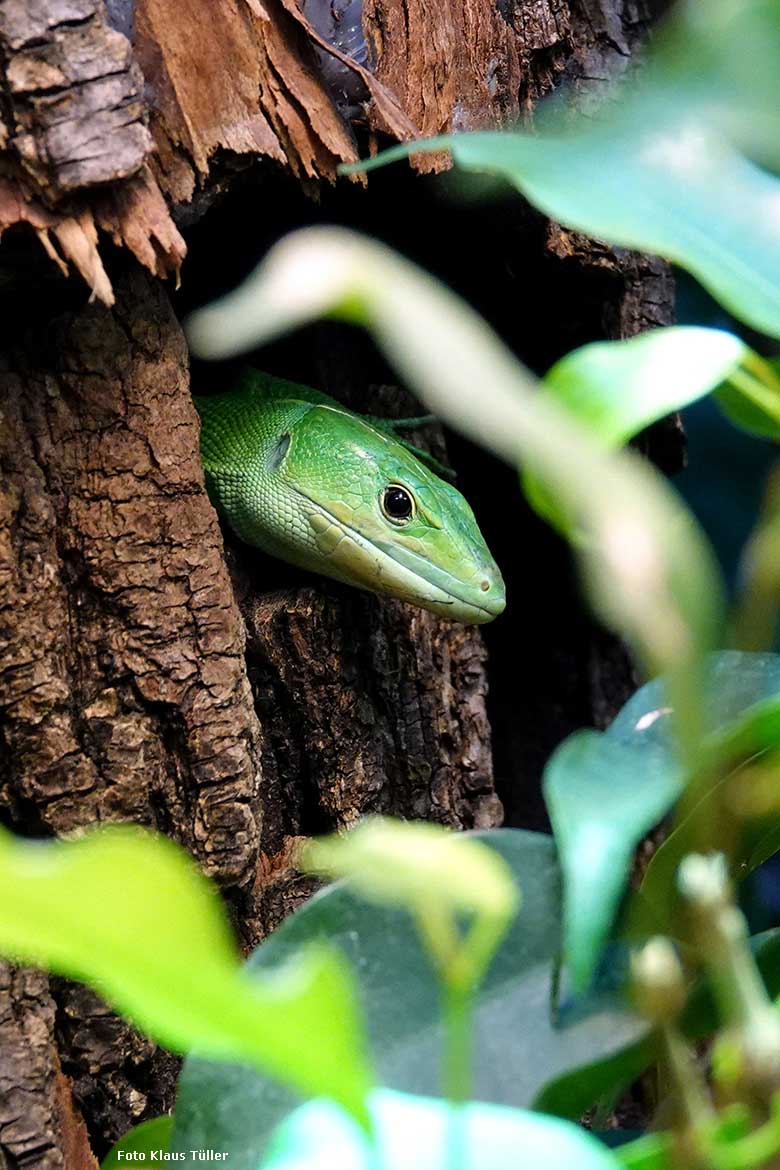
left=173, top=162, right=635, bottom=831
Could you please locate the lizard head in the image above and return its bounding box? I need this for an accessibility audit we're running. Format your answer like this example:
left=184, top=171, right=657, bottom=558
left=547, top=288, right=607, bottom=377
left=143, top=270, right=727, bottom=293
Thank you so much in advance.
left=269, top=405, right=506, bottom=625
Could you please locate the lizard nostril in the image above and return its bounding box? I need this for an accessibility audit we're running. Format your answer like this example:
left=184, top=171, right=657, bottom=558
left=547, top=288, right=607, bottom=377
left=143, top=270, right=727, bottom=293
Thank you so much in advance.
left=480, top=579, right=490, bottom=592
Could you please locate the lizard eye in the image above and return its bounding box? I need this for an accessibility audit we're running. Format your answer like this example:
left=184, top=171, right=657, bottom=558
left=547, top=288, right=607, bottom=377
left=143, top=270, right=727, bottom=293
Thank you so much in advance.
left=381, top=484, right=415, bottom=524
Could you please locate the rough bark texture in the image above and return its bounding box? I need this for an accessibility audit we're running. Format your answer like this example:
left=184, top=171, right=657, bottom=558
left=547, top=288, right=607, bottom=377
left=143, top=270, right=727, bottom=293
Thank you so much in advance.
left=0, top=0, right=678, bottom=1164
left=0, top=270, right=262, bottom=882
left=0, top=0, right=150, bottom=192
left=0, top=2, right=186, bottom=302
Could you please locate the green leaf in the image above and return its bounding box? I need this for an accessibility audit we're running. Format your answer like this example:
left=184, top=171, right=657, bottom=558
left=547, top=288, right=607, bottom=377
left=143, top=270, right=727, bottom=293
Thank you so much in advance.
left=537, top=927, right=780, bottom=1119
left=544, top=651, right=780, bottom=993
left=303, top=817, right=518, bottom=921
left=101, top=1116, right=173, bottom=1168
left=340, top=0, right=780, bottom=339
left=715, top=358, right=780, bottom=442
left=654, top=0, right=780, bottom=165
left=259, top=1089, right=622, bottom=1170
left=638, top=701, right=780, bottom=921
left=544, top=731, right=682, bottom=993
left=524, top=328, right=780, bottom=528
left=172, top=830, right=647, bottom=1165
left=543, top=328, right=750, bottom=444
left=634, top=655, right=780, bottom=922
left=0, top=825, right=372, bottom=1124
left=186, top=227, right=724, bottom=767
left=613, top=1133, right=671, bottom=1170
left=747, top=818, right=780, bottom=873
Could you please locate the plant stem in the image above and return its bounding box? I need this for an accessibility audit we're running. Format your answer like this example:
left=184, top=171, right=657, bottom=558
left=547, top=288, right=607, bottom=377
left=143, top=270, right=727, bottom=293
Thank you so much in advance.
left=443, top=981, right=472, bottom=1105
left=443, top=981, right=471, bottom=1170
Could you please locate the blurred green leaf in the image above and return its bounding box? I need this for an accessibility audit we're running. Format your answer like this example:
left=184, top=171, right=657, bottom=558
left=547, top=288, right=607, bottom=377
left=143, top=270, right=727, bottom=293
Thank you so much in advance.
left=612, top=1133, right=670, bottom=1170
left=259, top=1089, right=622, bottom=1170
left=101, top=1116, right=173, bottom=1168
left=748, top=818, right=780, bottom=874
left=642, top=760, right=780, bottom=914
left=654, top=0, right=780, bottom=164
left=0, top=825, right=372, bottom=1124
left=716, top=360, right=780, bottom=442
left=544, top=651, right=780, bottom=993
left=172, top=830, right=647, bottom=1165
left=543, top=731, right=682, bottom=994
left=610, top=1104, right=775, bottom=1170
left=634, top=656, right=780, bottom=924
left=638, top=703, right=780, bottom=920
left=304, top=819, right=521, bottom=1106
left=359, top=122, right=780, bottom=339
left=543, top=329, right=750, bottom=444
left=525, top=328, right=780, bottom=529
left=342, top=0, right=780, bottom=338
left=303, top=817, right=518, bottom=1024
left=730, top=465, right=780, bottom=651
left=303, top=817, right=518, bottom=922
left=187, top=227, right=724, bottom=765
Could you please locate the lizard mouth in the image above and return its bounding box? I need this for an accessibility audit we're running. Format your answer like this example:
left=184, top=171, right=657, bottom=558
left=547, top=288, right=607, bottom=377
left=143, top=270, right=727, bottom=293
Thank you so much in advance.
left=296, top=491, right=505, bottom=623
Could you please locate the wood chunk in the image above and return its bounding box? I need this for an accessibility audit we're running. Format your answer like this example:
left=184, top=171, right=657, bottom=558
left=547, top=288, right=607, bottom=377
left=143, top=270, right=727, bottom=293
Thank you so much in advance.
left=0, top=0, right=151, bottom=193
left=135, top=0, right=361, bottom=194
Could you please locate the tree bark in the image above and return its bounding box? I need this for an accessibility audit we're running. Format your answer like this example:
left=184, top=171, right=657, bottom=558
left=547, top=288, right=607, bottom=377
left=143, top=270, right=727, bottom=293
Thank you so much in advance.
left=0, top=0, right=677, bottom=1164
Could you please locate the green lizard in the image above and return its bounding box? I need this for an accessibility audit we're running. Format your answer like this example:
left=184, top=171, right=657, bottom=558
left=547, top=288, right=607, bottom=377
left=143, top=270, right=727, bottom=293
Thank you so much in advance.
left=195, top=369, right=505, bottom=625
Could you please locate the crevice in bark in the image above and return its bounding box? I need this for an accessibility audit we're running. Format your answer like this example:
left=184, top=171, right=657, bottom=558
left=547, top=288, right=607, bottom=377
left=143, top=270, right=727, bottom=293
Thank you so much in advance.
left=176, top=161, right=678, bottom=838
left=53, top=981, right=179, bottom=1162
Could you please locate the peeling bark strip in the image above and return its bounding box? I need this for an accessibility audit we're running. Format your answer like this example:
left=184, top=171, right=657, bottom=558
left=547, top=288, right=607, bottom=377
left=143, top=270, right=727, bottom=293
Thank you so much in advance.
left=92, top=164, right=186, bottom=283
left=134, top=0, right=361, bottom=203
left=0, top=175, right=115, bottom=303
left=0, top=0, right=151, bottom=193
left=0, top=168, right=186, bottom=306
left=0, top=267, right=262, bottom=886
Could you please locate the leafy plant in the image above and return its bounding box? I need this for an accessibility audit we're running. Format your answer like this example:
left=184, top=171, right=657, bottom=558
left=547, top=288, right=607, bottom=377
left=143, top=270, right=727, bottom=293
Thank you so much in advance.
left=0, top=824, right=372, bottom=1124
left=545, top=651, right=780, bottom=992
left=171, top=829, right=646, bottom=1164
left=524, top=328, right=780, bottom=533
left=3, top=1, right=780, bottom=1167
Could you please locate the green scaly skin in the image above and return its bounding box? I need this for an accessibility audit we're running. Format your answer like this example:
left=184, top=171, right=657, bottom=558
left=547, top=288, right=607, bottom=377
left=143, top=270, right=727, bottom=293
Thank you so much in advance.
left=195, top=369, right=506, bottom=625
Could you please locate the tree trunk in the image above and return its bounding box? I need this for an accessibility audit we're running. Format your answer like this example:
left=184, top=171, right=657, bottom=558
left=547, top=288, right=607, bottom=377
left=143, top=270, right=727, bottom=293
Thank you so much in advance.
left=0, top=1, right=677, bottom=1164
